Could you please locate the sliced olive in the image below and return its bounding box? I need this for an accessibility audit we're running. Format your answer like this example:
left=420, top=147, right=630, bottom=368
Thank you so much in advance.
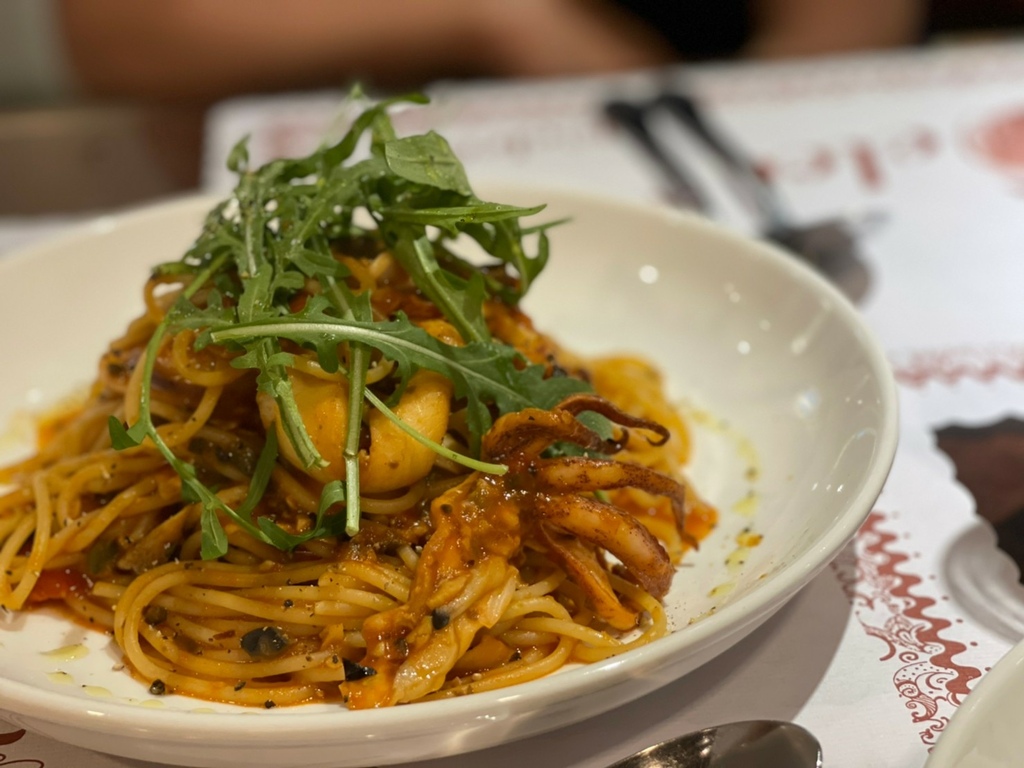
left=240, top=626, right=288, bottom=658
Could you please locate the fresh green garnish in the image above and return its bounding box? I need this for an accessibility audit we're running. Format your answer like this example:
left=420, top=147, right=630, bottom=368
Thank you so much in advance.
left=109, top=94, right=590, bottom=558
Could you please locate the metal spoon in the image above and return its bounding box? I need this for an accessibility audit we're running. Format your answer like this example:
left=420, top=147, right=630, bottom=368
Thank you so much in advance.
left=607, top=720, right=822, bottom=768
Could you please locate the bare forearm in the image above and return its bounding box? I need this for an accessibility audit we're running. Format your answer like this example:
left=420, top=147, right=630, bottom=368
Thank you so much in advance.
left=58, top=0, right=677, bottom=101
left=58, top=0, right=491, bottom=99
left=745, top=0, right=926, bottom=58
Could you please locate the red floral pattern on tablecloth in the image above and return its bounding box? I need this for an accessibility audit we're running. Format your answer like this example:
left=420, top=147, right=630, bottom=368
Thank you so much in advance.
left=889, top=345, right=1024, bottom=387
left=698, top=43, right=1024, bottom=106
left=0, top=727, right=44, bottom=766
left=832, top=510, right=982, bottom=747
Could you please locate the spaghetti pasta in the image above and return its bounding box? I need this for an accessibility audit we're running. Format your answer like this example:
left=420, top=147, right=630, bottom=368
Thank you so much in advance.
left=0, top=97, right=714, bottom=709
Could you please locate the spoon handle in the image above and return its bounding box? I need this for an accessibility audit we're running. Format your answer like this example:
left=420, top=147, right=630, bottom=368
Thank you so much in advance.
left=605, top=720, right=822, bottom=768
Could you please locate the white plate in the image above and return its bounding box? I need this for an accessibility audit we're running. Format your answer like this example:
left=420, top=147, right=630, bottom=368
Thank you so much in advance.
left=926, top=637, right=1024, bottom=767
left=0, top=186, right=898, bottom=767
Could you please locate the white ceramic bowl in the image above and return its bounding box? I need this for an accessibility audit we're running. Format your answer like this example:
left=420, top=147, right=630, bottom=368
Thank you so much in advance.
left=926, top=637, right=1024, bottom=767
left=0, top=185, right=898, bottom=767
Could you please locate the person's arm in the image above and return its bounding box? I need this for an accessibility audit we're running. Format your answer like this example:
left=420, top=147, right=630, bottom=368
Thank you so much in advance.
left=744, top=0, right=926, bottom=58
left=57, top=0, right=676, bottom=101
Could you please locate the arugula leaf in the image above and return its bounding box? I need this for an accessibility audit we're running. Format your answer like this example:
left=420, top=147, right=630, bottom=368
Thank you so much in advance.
left=362, top=389, right=507, bottom=475
left=107, top=416, right=146, bottom=450
left=110, top=93, right=583, bottom=561
left=237, top=427, right=279, bottom=518
left=384, top=224, right=491, bottom=343
left=200, top=507, right=230, bottom=560
left=381, top=202, right=545, bottom=232
left=206, top=305, right=589, bottom=442
left=384, top=132, right=472, bottom=195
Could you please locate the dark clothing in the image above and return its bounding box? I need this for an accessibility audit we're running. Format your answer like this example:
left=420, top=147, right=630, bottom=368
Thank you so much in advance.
left=610, top=0, right=753, bottom=59
left=611, top=0, right=1024, bottom=61
left=927, top=0, right=1024, bottom=35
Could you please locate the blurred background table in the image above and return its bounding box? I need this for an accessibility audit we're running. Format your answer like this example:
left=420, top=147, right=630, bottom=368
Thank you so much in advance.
left=5, top=40, right=1024, bottom=768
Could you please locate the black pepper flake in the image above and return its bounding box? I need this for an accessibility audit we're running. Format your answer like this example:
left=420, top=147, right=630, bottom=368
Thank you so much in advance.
left=143, top=604, right=168, bottom=626
left=234, top=681, right=247, bottom=691
left=342, top=658, right=376, bottom=681
left=283, top=599, right=294, bottom=609
left=431, top=608, right=450, bottom=630
left=149, top=679, right=167, bottom=695
left=264, top=700, right=277, bottom=709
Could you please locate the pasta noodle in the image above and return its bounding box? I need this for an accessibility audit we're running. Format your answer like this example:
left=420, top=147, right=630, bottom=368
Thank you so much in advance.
left=0, top=99, right=715, bottom=710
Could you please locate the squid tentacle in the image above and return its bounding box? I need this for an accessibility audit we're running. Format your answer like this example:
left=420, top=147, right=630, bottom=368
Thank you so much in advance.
left=528, top=455, right=689, bottom=538
left=533, top=493, right=674, bottom=599
left=534, top=524, right=639, bottom=631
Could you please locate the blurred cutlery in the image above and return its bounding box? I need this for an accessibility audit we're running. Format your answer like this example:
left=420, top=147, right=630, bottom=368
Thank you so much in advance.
left=607, top=719, right=822, bottom=768
left=604, top=90, right=872, bottom=302
left=655, top=91, right=860, bottom=272
left=604, top=99, right=708, bottom=212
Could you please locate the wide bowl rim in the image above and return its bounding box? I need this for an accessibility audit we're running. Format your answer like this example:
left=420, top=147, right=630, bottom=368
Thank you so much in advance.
left=0, top=184, right=898, bottom=750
